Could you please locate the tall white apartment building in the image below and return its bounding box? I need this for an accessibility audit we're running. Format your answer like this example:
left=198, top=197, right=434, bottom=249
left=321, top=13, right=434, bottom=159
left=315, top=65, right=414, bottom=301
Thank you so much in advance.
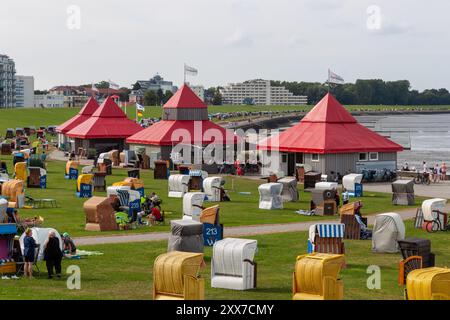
left=0, top=54, right=16, bottom=108
left=221, top=79, right=308, bottom=106
left=15, top=75, right=35, bottom=107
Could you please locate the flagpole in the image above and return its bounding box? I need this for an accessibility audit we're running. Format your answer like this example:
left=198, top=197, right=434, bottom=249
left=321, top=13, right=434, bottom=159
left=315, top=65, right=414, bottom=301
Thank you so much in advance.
left=183, top=63, right=186, bottom=84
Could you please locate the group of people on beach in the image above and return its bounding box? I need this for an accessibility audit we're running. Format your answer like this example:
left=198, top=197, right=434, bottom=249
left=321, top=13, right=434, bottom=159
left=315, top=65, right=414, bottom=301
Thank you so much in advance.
left=402, top=161, right=447, bottom=183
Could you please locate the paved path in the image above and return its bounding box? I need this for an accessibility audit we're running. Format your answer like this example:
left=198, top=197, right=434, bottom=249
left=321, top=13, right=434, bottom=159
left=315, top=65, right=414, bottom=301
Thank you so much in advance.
left=364, top=182, right=450, bottom=199
left=49, top=150, right=94, bottom=166
left=74, top=206, right=424, bottom=246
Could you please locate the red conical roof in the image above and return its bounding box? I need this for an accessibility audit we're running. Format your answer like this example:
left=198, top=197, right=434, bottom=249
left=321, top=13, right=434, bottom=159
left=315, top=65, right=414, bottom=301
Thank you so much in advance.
left=66, top=97, right=143, bottom=139
left=259, top=93, right=403, bottom=154
left=163, top=84, right=207, bottom=109
left=301, top=93, right=356, bottom=123
left=91, top=96, right=127, bottom=118
left=56, top=97, right=99, bottom=133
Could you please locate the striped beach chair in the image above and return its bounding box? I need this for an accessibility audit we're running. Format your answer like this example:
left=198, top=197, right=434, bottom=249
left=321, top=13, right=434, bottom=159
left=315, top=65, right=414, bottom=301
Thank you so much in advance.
left=308, top=223, right=345, bottom=255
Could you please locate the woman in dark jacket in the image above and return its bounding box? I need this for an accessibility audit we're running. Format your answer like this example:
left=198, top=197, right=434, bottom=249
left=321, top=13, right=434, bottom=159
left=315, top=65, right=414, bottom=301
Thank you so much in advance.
left=23, top=228, right=38, bottom=279
left=43, top=232, right=63, bottom=279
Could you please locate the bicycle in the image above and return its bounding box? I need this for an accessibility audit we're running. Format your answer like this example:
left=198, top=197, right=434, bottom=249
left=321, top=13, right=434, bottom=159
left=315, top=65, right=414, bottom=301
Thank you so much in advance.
left=414, top=172, right=430, bottom=185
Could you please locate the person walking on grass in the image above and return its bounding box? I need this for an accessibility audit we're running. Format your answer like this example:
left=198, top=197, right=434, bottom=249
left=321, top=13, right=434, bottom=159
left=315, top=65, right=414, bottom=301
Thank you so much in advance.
left=43, top=231, right=63, bottom=279
left=23, top=228, right=38, bottom=279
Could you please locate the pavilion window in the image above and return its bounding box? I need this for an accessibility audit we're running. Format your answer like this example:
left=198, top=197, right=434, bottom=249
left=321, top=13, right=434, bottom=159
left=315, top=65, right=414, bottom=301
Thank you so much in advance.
left=359, top=153, right=368, bottom=161
left=311, top=154, right=319, bottom=162
left=369, top=152, right=379, bottom=161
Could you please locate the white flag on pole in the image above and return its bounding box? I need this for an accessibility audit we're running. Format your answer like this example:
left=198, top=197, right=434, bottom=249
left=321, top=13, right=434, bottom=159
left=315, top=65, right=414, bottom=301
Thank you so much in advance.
left=136, top=103, right=145, bottom=112
left=108, top=79, right=120, bottom=90
left=328, top=69, right=345, bottom=85
left=184, top=64, right=198, bottom=76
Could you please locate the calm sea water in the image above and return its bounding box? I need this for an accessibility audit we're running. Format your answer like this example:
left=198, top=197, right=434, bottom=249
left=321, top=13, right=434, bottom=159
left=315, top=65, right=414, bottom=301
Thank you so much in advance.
left=280, top=113, right=450, bottom=170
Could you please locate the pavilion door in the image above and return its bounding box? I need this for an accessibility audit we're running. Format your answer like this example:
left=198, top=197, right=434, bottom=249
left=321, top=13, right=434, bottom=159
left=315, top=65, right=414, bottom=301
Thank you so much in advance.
left=287, top=153, right=295, bottom=176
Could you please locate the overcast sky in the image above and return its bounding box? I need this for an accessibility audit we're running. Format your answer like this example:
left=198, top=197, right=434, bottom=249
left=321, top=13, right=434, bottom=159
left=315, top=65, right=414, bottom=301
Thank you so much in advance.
left=1, top=0, right=449, bottom=90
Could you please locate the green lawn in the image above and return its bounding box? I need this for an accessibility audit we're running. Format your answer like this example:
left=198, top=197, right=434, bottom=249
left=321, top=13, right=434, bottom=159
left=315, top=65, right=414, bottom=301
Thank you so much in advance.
left=1, top=220, right=448, bottom=300
left=0, top=154, right=426, bottom=237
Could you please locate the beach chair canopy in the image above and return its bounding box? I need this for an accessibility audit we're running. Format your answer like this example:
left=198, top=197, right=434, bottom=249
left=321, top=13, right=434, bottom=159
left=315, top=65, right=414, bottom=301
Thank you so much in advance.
left=203, top=177, right=222, bottom=202
left=293, top=253, right=345, bottom=300
left=421, top=198, right=447, bottom=221
left=153, top=251, right=204, bottom=300
left=65, top=161, right=78, bottom=175
left=168, top=174, right=190, bottom=198
left=77, top=174, right=93, bottom=191
left=14, top=162, right=27, bottom=181
left=183, top=192, right=205, bottom=220
left=168, top=219, right=204, bottom=253
left=372, top=213, right=405, bottom=253
left=106, top=185, right=131, bottom=198
left=19, top=227, right=63, bottom=261
left=211, top=238, right=257, bottom=290
left=342, top=174, right=363, bottom=191
left=315, top=182, right=338, bottom=190
left=406, top=267, right=450, bottom=300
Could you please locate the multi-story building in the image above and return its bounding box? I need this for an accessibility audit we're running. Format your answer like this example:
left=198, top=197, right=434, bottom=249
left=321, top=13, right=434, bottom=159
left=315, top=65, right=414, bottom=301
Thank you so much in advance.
left=129, top=74, right=178, bottom=105
left=221, top=79, right=308, bottom=106
left=187, top=84, right=205, bottom=101
left=0, top=54, right=16, bottom=108
left=15, top=75, right=34, bottom=108
left=34, top=93, right=65, bottom=108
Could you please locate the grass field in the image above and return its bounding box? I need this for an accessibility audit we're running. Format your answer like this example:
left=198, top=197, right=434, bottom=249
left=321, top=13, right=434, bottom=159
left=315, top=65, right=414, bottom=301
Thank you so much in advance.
left=1, top=220, right=449, bottom=300
left=2, top=104, right=450, bottom=138
left=0, top=153, right=427, bottom=237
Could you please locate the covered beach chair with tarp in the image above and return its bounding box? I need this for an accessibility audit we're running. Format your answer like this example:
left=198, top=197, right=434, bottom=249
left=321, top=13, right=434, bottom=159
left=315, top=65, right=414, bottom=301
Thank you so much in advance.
left=258, top=183, right=283, bottom=210
left=203, top=177, right=222, bottom=202
left=76, top=174, right=93, bottom=198
left=211, top=238, right=258, bottom=290
left=153, top=251, right=204, bottom=300
left=392, top=179, right=415, bottom=205
left=168, top=174, right=190, bottom=198
left=84, top=196, right=118, bottom=232
left=1, top=179, right=25, bottom=208
left=292, top=253, right=345, bottom=300
left=406, top=267, right=450, bottom=300
left=14, top=162, right=27, bottom=182
left=182, top=192, right=205, bottom=221
left=27, top=167, right=46, bottom=189
left=308, top=223, right=345, bottom=255
left=342, top=173, right=363, bottom=197
left=420, top=198, right=448, bottom=232
left=372, top=212, right=405, bottom=253
left=0, top=223, right=17, bottom=274
left=19, top=227, right=63, bottom=262
left=278, top=177, right=299, bottom=202
left=168, top=219, right=204, bottom=253
left=65, top=161, right=79, bottom=180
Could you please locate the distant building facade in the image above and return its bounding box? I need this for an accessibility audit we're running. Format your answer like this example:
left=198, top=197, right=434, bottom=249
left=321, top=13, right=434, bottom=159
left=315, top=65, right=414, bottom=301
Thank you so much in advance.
left=34, top=93, right=65, bottom=108
left=188, top=84, right=205, bottom=101
left=0, top=54, right=16, bottom=108
left=15, top=75, right=34, bottom=107
left=221, top=79, right=308, bottom=106
left=129, top=74, right=178, bottom=105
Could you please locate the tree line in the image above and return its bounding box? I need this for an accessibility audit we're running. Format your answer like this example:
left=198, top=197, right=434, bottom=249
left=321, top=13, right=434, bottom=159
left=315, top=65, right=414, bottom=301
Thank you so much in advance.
left=271, top=79, right=450, bottom=106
